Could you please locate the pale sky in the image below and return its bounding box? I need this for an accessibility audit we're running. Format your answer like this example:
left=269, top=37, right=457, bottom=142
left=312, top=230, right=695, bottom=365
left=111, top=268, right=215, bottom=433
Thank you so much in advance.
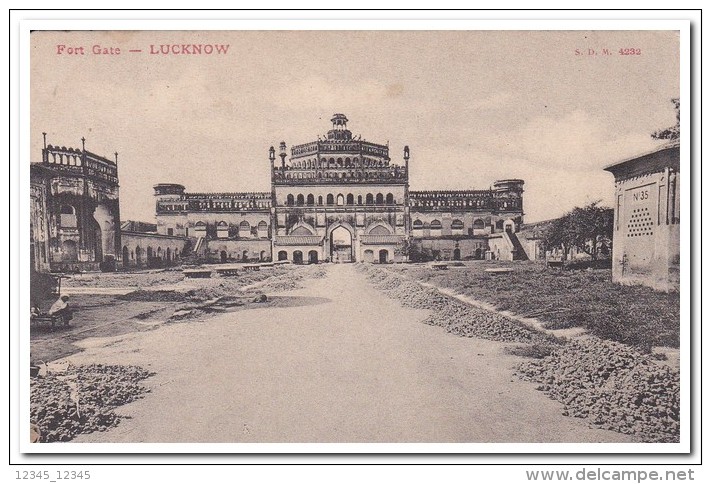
left=30, top=30, right=679, bottom=223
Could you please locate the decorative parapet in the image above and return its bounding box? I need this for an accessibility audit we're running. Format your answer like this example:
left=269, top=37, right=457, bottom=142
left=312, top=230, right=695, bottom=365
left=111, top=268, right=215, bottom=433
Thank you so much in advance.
left=42, top=143, right=119, bottom=185
left=272, top=167, right=407, bottom=185
left=155, top=191, right=272, bottom=213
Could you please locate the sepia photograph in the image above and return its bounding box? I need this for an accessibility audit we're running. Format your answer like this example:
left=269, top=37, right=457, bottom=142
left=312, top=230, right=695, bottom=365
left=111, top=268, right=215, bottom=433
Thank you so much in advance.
left=22, top=23, right=687, bottom=454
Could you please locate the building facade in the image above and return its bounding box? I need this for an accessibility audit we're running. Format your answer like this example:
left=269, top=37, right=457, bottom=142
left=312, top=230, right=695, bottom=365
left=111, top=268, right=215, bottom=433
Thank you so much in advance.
left=31, top=115, right=527, bottom=273
left=30, top=137, right=188, bottom=274
left=30, top=137, right=121, bottom=273
left=604, top=142, right=680, bottom=292
left=154, top=114, right=526, bottom=263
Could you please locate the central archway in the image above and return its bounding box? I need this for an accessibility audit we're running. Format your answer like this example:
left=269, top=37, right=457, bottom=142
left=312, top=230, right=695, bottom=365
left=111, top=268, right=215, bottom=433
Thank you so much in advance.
left=330, top=225, right=353, bottom=263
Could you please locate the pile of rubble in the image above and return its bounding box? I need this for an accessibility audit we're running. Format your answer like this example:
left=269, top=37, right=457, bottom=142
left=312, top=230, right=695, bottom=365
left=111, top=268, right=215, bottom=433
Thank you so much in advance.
left=252, top=265, right=328, bottom=292
left=30, top=364, right=153, bottom=442
left=516, top=338, right=680, bottom=443
left=359, top=265, right=680, bottom=443
left=360, top=265, right=554, bottom=344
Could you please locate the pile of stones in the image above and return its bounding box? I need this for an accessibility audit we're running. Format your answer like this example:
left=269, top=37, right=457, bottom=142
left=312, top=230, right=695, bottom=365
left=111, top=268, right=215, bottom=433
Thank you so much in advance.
left=30, top=364, right=153, bottom=442
left=361, top=265, right=554, bottom=344
left=360, top=265, right=680, bottom=443
left=516, top=338, right=680, bottom=443
left=256, top=265, right=328, bottom=292
left=424, top=302, right=557, bottom=344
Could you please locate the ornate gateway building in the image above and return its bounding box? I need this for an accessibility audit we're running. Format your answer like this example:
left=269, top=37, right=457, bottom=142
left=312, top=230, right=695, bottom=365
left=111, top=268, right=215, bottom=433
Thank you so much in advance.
left=154, top=114, right=527, bottom=264
left=30, top=136, right=187, bottom=274
left=30, top=136, right=122, bottom=273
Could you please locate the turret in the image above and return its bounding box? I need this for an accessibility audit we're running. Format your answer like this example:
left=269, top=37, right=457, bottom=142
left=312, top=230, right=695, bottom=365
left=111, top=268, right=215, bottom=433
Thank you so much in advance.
left=279, top=141, right=287, bottom=169
left=153, top=183, right=185, bottom=199
left=493, top=179, right=524, bottom=194
left=327, top=113, right=353, bottom=141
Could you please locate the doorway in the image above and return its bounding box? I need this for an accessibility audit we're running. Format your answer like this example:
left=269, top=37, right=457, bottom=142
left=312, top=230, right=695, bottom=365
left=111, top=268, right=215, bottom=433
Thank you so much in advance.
left=308, top=250, right=319, bottom=264
left=330, top=226, right=353, bottom=263
left=379, top=249, right=389, bottom=264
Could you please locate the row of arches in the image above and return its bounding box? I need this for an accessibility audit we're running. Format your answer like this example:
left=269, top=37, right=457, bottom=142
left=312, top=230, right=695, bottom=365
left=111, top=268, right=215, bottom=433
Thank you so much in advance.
left=195, top=220, right=269, bottom=230
left=290, top=157, right=386, bottom=169
left=122, top=244, right=180, bottom=268
left=285, top=192, right=396, bottom=207
left=282, top=171, right=398, bottom=181
left=194, top=220, right=269, bottom=239
left=47, top=152, right=83, bottom=167
left=412, top=219, right=486, bottom=230
left=218, top=250, right=269, bottom=263
left=277, top=250, right=319, bottom=264
left=274, top=248, right=391, bottom=264
left=412, top=199, right=489, bottom=209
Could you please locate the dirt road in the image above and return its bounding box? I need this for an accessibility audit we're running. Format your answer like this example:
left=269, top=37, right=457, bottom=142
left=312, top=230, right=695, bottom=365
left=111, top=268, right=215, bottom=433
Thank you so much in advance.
left=68, top=264, right=632, bottom=443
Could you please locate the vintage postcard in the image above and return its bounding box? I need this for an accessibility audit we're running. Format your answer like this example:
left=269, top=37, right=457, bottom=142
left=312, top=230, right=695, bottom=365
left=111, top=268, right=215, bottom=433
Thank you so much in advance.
left=20, top=21, right=689, bottom=458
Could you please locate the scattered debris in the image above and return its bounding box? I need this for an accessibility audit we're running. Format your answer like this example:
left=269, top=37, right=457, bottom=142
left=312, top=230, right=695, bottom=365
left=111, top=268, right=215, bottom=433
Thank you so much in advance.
left=30, top=363, right=153, bottom=442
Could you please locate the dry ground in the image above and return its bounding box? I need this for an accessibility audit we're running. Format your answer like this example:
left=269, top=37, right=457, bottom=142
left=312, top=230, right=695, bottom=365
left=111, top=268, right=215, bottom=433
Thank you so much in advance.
left=34, top=264, right=635, bottom=444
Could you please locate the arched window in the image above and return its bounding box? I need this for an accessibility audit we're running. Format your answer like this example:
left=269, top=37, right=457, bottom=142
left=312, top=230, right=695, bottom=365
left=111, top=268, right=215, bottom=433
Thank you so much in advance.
left=286, top=194, right=294, bottom=206
left=413, top=219, right=423, bottom=229
left=257, top=220, right=268, bottom=237
left=239, top=220, right=251, bottom=238
left=366, top=193, right=374, bottom=205
left=307, top=194, right=315, bottom=206
left=296, top=194, right=305, bottom=206
left=430, top=220, right=442, bottom=230
left=318, top=195, right=323, bottom=205
left=346, top=193, right=354, bottom=205
left=217, top=221, right=229, bottom=238
left=327, top=194, right=334, bottom=205
left=473, top=219, right=486, bottom=230
left=59, top=205, right=77, bottom=228
left=336, top=194, right=344, bottom=206
left=386, top=193, right=394, bottom=205
left=194, top=221, right=207, bottom=237
left=357, top=195, right=363, bottom=205
left=451, top=219, right=464, bottom=230
left=376, top=193, right=384, bottom=205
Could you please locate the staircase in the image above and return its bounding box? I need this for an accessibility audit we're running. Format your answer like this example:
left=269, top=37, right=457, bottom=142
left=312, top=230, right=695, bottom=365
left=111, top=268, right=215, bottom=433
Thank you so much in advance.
left=180, top=236, right=204, bottom=265
left=193, top=236, right=205, bottom=255
left=503, top=230, right=529, bottom=261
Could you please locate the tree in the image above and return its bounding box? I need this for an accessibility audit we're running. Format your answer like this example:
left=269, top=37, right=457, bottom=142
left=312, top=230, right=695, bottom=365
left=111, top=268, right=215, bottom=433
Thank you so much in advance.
left=651, top=98, right=680, bottom=141
left=543, top=201, right=613, bottom=261
left=543, top=216, right=575, bottom=261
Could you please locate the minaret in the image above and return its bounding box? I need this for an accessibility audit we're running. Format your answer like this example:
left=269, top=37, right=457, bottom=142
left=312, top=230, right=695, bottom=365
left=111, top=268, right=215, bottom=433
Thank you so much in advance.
left=279, top=141, right=287, bottom=170
left=42, top=132, right=48, bottom=163
left=269, top=145, right=277, bottom=252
